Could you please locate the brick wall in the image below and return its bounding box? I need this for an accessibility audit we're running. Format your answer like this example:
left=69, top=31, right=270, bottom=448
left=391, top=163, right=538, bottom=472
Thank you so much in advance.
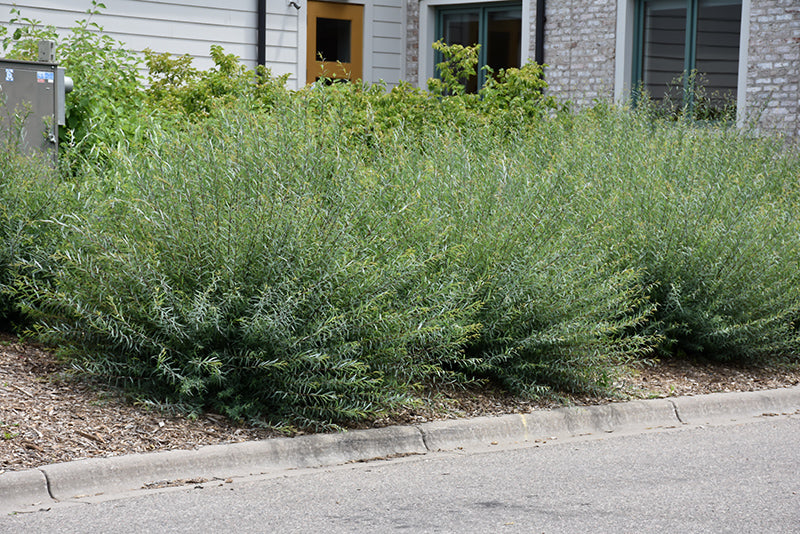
left=403, top=0, right=799, bottom=138
left=405, top=0, right=420, bottom=85
left=539, top=0, right=617, bottom=107
left=747, top=0, right=800, bottom=138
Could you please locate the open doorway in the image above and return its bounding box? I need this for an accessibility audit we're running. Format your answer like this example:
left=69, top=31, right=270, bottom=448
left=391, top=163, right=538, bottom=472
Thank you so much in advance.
left=306, top=1, right=364, bottom=83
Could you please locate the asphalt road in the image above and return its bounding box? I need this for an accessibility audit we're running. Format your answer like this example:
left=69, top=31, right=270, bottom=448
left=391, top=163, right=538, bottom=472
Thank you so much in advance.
left=2, top=415, right=798, bottom=533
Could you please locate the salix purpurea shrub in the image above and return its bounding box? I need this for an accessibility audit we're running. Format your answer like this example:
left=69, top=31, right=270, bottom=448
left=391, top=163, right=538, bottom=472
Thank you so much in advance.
left=0, top=111, right=69, bottom=330
left=389, top=127, right=656, bottom=398
left=544, top=106, right=800, bottom=363
left=27, top=107, right=482, bottom=428
left=25, top=103, right=655, bottom=426
left=3, top=5, right=799, bottom=428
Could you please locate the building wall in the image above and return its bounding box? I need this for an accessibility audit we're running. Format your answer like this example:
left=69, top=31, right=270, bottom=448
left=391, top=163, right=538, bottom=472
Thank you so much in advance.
left=402, top=0, right=618, bottom=105
left=746, top=0, right=800, bottom=137
left=372, top=0, right=406, bottom=85
left=5, top=1, right=798, bottom=135
left=525, top=0, right=536, bottom=60
left=1, top=0, right=404, bottom=90
left=539, top=0, right=617, bottom=107
left=265, top=0, right=302, bottom=86
left=2, top=1, right=262, bottom=70
left=405, top=0, right=420, bottom=85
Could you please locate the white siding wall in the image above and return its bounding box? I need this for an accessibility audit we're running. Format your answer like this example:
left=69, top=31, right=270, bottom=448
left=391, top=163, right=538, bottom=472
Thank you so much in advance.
left=371, top=0, right=404, bottom=85
left=265, top=0, right=301, bottom=86
left=2, top=1, right=259, bottom=69
left=1, top=0, right=404, bottom=89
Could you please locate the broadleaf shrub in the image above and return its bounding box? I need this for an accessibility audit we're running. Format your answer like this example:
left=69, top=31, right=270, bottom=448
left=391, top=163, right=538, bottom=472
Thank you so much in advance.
left=144, top=45, right=290, bottom=119
left=1, top=1, right=146, bottom=169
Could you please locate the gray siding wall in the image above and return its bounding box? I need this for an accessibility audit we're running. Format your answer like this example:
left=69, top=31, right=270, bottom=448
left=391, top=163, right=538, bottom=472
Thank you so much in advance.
left=746, top=0, right=800, bottom=137
left=1, top=0, right=404, bottom=89
left=2, top=1, right=261, bottom=69
left=372, top=0, right=405, bottom=85
left=265, top=0, right=301, bottom=85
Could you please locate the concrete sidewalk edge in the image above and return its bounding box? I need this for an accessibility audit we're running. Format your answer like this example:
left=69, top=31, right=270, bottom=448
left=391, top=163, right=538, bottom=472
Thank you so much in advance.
left=2, top=386, right=798, bottom=514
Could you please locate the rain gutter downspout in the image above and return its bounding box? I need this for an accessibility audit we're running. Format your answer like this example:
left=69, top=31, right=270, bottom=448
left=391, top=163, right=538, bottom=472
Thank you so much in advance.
left=257, top=0, right=267, bottom=68
left=535, top=0, right=545, bottom=65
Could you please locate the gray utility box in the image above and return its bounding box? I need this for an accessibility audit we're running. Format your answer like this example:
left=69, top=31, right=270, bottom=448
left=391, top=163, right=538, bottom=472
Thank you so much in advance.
left=0, top=58, right=69, bottom=160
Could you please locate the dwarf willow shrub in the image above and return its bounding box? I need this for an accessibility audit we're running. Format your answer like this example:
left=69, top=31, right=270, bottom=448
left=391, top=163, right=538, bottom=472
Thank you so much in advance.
left=344, top=117, right=659, bottom=398
left=25, top=95, right=658, bottom=425
left=535, top=106, right=800, bottom=363
left=0, top=130, right=67, bottom=330
left=6, top=9, right=798, bottom=426
left=424, top=124, right=655, bottom=396
left=468, top=174, right=655, bottom=395
left=29, top=105, right=481, bottom=428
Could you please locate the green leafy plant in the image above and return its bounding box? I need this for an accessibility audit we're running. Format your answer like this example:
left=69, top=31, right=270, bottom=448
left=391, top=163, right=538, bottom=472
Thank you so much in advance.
left=428, top=40, right=481, bottom=97
left=0, top=8, right=58, bottom=60
left=637, top=70, right=738, bottom=124
left=0, top=110, right=65, bottom=330
left=145, top=45, right=289, bottom=119
left=479, top=61, right=557, bottom=122
left=3, top=8, right=798, bottom=431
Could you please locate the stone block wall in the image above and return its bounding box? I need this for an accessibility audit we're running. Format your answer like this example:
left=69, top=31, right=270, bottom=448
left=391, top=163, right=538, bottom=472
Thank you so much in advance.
left=747, top=0, right=800, bottom=138
left=405, top=0, right=420, bottom=85
left=539, top=0, right=617, bottom=107
left=402, top=0, right=799, bottom=138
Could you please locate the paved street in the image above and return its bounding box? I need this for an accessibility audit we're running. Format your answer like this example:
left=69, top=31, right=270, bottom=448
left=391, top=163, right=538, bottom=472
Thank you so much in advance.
left=2, top=415, right=798, bottom=533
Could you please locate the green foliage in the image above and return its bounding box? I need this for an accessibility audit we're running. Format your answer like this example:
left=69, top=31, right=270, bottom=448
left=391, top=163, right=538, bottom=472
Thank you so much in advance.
left=145, top=45, right=289, bottom=119
left=26, top=109, right=481, bottom=428
left=479, top=62, right=558, bottom=122
left=0, top=122, right=67, bottom=331
left=427, top=41, right=558, bottom=127
left=2, top=9, right=798, bottom=430
left=1, top=8, right=59, bottom=60
left=406, top=127, right=657, bottom=397
left=542, top=106, right=800, bottom=362
left=428, top=39, right=480, bottom=97
left=2, top=1, right=146, bottom=167
left=636, top=70, right=738, bottom=124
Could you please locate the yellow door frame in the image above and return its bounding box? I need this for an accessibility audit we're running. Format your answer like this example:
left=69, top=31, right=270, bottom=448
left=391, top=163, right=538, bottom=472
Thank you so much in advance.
left=306, top=1, right=364, bottom=84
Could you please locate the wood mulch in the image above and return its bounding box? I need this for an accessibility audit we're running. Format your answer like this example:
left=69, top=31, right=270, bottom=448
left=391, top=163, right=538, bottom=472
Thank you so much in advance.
left=2, top=333, right=799, bottom=472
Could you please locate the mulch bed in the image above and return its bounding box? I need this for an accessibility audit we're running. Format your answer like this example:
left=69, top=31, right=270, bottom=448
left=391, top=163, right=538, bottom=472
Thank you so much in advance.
left=2, top=333, right=798, bottom=471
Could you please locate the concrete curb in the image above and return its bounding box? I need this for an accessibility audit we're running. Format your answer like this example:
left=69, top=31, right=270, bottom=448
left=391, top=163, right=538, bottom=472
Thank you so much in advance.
left=671, top=386, right=800, bottom=424
left=2, top=386, right=798, bottom=514
left=38, top=425, right=425, bottom=506
left=418, top=398, right=680, bottom=451
left=0, top=469, right=50, bottom=513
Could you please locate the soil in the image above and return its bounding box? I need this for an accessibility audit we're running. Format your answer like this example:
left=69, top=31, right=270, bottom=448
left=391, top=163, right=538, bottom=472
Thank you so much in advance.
left=2, top=332, right=799, bottom=472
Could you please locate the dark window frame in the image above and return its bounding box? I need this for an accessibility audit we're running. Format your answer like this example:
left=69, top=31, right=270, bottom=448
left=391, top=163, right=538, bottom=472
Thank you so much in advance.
left=632, top=0, right=742, bottom=110
left=435, top=1, right=522, bottom=91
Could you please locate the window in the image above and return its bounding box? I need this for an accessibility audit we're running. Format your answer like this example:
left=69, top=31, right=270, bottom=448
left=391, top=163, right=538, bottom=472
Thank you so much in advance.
left=436, top=2, right=522, bottom=93
left=307, top=1, right=363, bottom=84
left=633, top=0, right=742, bottom=110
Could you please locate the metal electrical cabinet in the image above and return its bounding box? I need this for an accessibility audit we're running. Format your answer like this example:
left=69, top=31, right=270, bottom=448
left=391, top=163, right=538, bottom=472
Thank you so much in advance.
left=0, top=57, right=69, bottom=160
